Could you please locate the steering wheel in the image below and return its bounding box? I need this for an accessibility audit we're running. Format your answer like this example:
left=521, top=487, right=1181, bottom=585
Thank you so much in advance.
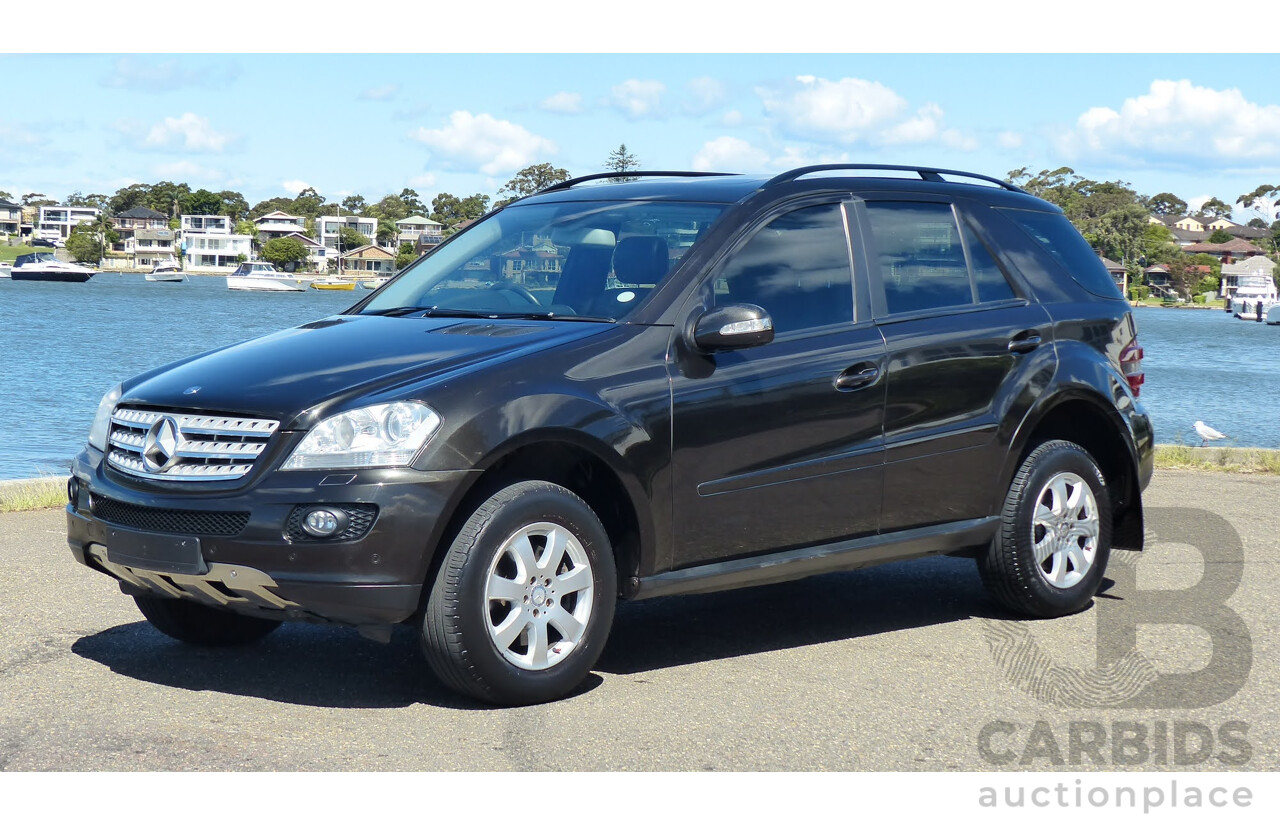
left=488, top=281, right=540, bottom=306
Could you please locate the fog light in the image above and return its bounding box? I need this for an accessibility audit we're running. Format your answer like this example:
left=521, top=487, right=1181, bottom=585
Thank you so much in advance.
left=67, top=477, right=79, bottom=505
left=301, top=508, right=347, bottom=538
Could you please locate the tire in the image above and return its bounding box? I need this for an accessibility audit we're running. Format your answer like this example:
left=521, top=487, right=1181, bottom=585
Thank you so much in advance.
left=134, top=594, right=282, bottom=646
left=978, top=439, right=1112, bottom=618
left=421, top=480, right=617, bottom=706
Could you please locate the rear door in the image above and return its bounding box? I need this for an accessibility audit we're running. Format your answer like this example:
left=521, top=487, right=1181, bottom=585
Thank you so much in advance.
left=852, top=197, right=1054, bottom=531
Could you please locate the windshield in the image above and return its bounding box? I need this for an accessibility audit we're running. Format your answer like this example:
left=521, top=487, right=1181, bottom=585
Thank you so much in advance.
left=359, top=200, right=726, bottom=321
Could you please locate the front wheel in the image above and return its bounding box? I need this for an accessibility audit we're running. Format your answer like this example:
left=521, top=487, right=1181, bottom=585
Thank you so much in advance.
left=421, top=480, right=617, bottom=705
left=977, top=439, right=1112, bottom=618
left=134, top=595, right=282, bottom=646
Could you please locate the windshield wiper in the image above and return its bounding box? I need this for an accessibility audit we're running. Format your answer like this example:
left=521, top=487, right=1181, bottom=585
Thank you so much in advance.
left=362, top=306, right=616, bottom=322
left=494, top=311, right=617, bottom=323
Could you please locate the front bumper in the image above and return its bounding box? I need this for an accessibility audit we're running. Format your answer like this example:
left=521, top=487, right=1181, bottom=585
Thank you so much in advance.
left=67, top=447, right=477, bottom=628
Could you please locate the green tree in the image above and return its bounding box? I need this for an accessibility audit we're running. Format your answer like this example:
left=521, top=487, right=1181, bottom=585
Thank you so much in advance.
left=1206, top=228, right=1233, bottom=243
left=338, top=226, right=369, bottom=251
left=1236, top=185, right=1279, bottom=225
left=148, top=181, right=192, bottom=218
left=234, top=220, right=258, bottom=242
left=341, top=195, right=367, bottom=214
left=248, top=196, right=298, bottom=221
left=109, top=183, right=153, bottom=215
left=66, top=191, right=111, bottom=211
left=181, top=188, right=223, bottom=215
left=1092, top=204, right=1149, bottom=266
left=65, top=225, right=102, bottom=263
left=1247, top=217, right=1268, bottom=229
left=430, top=192, right=490, bottom=228
left=292, top=187, right=326, bottom=219
left=605, top=144, right=639, bottom=180
left=85, top=212, right=119, bottom=258
left=1197, top=197, right=1233, bottom=220
left=495, top=163, right=571, bottom=207
left=219, top=190, right=250, bottom=222
left=399, top=188, right=425, bottom=215
left=375, top=220, right=398, bottom=246
left=1146, top=192, right=1187, bottom=215
left=261, top=236, right=310, bottom=269
left=0, top=190, right=12, bottom=201
left=395, top=248, right=417, bottom=270
left=22, top=193, right=56, bottom=208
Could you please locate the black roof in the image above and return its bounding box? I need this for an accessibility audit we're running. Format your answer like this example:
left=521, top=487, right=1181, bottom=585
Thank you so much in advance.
left=0, top=198, right=19, bottom=208
left=514, top=168, right=1053, bottom=211
left=116, top=206, right=166, bottom=220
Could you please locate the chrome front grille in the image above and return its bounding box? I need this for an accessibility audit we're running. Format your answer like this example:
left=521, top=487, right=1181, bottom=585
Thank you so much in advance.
left=106, top=407, right=279, bottom=482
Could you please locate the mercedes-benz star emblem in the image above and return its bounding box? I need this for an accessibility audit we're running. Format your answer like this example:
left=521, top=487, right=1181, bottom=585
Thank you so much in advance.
left=142, top=416, right=182, bottom=473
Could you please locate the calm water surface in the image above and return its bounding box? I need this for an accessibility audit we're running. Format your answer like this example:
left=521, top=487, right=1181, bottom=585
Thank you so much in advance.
left=0, top=275, right=1276, bottom=480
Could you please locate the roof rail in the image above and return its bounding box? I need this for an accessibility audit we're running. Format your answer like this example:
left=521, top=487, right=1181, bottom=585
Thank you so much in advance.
left=763, top=164, right=1026, bottom=193
left=537, top=170, right=737, bottom=195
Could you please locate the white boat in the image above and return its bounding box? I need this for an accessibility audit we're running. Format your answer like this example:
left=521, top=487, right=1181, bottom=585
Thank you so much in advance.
left=1229, top=272, right=1279, bottom=320
left=9, top=252, right=95, bottom=283
left=226, top=261, right=313, bottom=292
left=0, top=261, right=11, bottom=279
left=359, top=277, right=390, bottom=290
left=145, top=260, right=186, bottom=283
left=1267, top=304, right=1280, bottom=325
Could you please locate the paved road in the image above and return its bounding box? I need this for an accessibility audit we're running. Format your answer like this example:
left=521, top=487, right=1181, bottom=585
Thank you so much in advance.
left=1, top=469, right=1276, bottom=771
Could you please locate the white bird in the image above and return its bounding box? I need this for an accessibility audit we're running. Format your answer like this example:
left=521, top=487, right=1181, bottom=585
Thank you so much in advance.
left=1194, top=420, right=1227, bottom=447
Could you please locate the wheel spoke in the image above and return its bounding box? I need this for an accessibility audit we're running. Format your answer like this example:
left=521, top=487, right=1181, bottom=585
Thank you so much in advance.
left=1063, top=480, right=1086, bottom=517
left=528, top=621, right=550, bottom=669
left=1044, top=551, right=1067, bottom=586
left=487, top=575, right=526, bottom=604
left=509, top=534, right=538, bottom=580
left=491, top=608, right=528, bottom=650
left=1049, top=477, right=1071, bottom=516
left=539, top=527, right=570, bottom=575
left=1065, top=543, right=1088, bottom=576
left=547, top=604, right=584, bottom=641
left=556, top=564, right=592, bottom=595
left=1034, top=534, right=1056, bottom=564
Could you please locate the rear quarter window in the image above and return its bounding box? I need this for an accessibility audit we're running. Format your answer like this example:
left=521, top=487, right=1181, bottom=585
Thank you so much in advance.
left=998, top=208, right=1123, bottom=299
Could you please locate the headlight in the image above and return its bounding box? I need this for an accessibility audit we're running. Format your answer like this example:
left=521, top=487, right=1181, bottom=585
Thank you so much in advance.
left=87, top=384, right=122, bottom=451
left=281, top=401, right=442, bottom=471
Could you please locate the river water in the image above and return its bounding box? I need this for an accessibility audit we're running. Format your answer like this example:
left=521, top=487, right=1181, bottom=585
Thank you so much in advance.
left=0, top=275, right=1276, bottom=480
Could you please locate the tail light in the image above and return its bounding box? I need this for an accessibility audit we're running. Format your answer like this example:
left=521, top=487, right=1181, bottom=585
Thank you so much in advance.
left=1120, top=341, right=1144, bottom=396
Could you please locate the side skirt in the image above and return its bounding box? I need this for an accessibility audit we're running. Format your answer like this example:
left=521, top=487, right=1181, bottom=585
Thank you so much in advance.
left=630, top=517, right=998, bottom=601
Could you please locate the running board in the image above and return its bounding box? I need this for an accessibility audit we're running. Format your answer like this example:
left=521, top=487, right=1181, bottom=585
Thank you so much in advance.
left=631, top=517, right=999, bottom=601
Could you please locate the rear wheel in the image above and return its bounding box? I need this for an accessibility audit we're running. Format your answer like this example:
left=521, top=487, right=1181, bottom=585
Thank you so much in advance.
left=134, top=595, right=282, bottom=646
left=421, top=480, right=617, bottom=706
left=978, top=439, right=1112, bottom=618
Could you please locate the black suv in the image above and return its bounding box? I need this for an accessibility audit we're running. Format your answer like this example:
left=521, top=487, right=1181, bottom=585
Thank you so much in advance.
left=67, top=165, right=1153, bottom=705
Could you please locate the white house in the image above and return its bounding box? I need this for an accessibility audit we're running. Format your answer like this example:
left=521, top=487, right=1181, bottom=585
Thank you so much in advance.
left=181, top=214, right=231, bottom=235
left=395, top=215, right=444, bottom=249
left=125, top=229, right=177, bottom=269
left=178, top=213, right=249, bottom=271
left=254, top=210, right=307, bottom=245
left=1220, top=256, right=1278, bottom=301
left=38, top=205, right=100, bottom=239
left=317, top=215, right=378, bottom=250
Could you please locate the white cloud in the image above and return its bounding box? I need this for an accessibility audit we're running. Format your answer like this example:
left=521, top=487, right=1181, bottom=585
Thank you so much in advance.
left=881, top=103, right=943, bottom=144
left=610, top=79, right=666, bottom=118
left=721, top=110, right=744, bottom=128
left=1063, top=79, right=1280, bottom=164
left=997, top=131, right=1024, bottom=150
left=540, top=92, right=583, bottom=115
left=760, top=75, right=907, bottom=141
left=768, top=145, right=851, bottom=170
left=360, top=84, right=400, bottom=101
left=413, top=111, right=556, bottom=176
left=408, top=173, right=437, bottom=189
left=684, top=76, right=726, bottom=115
left=142, top=113, right=232, bottom=153
left=691, top=137, right=770, bottom=172
left=282, top=179, right=311, bottom=195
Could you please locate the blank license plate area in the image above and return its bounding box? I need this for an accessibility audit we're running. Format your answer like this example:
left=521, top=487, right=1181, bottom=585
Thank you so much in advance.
left=105, top=527, right=207, bottom=575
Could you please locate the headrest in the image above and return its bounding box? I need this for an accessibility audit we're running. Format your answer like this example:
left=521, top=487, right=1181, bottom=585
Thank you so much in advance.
left=613, top=236, right=669, bottom=284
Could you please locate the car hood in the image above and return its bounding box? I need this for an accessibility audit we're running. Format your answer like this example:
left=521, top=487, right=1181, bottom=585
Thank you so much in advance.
left=121, top=314, right=614, bottom=427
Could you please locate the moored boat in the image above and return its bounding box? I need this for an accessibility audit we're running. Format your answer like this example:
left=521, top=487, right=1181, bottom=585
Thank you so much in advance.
left=359, top=276, right=390, bottom=290
left=226, top=261, right=313, bottom=292
left=145, top=259, right=187, bottom=283
left=311, top=277, right=356, bottom=291
left=9, top=252, right=95, bottom=283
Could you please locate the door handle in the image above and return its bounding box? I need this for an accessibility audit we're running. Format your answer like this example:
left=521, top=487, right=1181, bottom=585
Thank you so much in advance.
left=834, top=363, right=880, bottom=391
left=1008, top=331, right=1042, bottom=354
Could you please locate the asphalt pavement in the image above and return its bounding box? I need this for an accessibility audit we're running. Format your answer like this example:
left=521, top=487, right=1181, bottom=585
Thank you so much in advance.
left=1, top=469, right=1276, bottom=771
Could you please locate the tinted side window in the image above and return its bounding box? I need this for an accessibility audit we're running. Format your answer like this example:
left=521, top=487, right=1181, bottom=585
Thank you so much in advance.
left=961, top=220, right=1016, bottom=303
left=865, top=202, right=973, bottom=315
left=999, top=208, right=1123, bottom=299
left=716, top=203, right=853, bottom=334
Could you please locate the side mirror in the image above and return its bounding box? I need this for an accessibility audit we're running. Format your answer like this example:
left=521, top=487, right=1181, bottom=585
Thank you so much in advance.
left=692, top=303, right=775, bottom=352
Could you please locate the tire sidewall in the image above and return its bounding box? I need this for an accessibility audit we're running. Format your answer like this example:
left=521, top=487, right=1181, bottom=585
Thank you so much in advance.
left=1011, top=443, right=1112, bottom=615
left=448, top=483, right=616, bottom=704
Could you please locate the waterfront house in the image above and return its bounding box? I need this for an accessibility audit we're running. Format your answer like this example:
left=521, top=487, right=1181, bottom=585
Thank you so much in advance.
left=339, top=244, right=395, bottom=274
left=179, top=213, right=250, bottom=272
left=253, top=210, right=307, bottom=245
left=1099, top=255, right=1127, bottom=291
left=317, top=215, right=378, bottom=251
left=37, top=205, right=99, bottom=240
left=275, top=231, right=331, bottom=272
left=0, top=198, right=20, bottom=237
left=1221, top=256, right=1278, bottom=301
left=1182, top=238, right=1264, bottom=264
left=396, top=215, right=445, bottom=250
left=125, top=229, right=177, bottom=270
left=1144, top=264, right=1176, bottom=299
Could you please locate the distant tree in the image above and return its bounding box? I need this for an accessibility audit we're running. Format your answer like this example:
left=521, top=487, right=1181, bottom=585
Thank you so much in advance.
left=367, top=194, right=410, bottom=223
left=1247, top=217, right=1268, bottom=229
left=605, top=144, right=639, bottom=181
left=1197, top=197, right=1233, bottom=220
left=341, top=195, right=367, bottom=214
left=261, top=236, right=310, bottom=269
left=109, top=183, right=153, bottom=215
left=375, top=220, right=397, bottom=247
left=1092, top=204, right=1149, bottom=266
left=430, top=192, right=490, bottom=228
left=65, top=225, right=102, bottom=263
left=1146, top=192, right=1187, bottom=215
left=338, top=226, right=370, bottom=251
left=85, top=212, right=119, bottom=256
left=1207, top=229, right=1233, bottom=243
left=22, top=193, right=56, bottom=208
left=181, top=188, right=223, bottom=215
left=219, top=190, right=250, bottom=222
left=234, top=220, right=258, bottom=242
left=0, top=190, right=12, bottom=201
left=248, top=196, right=298, bottom=221
left=398, top=188, right=425, bottom=215
left=496, top=163, right=571, bottom=207
left=148, top=181, right=192, bottom=218
left=292, top=187, right=326, bottom=219
left=1142, top=222, right=1180, bottom=264
left=395, top=248, right=417, bottom=270
left=66, top=191, right=111, bottom=211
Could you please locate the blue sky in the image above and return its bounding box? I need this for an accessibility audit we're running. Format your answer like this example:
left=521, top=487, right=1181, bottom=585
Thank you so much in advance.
left=6, top=29, right=1280, bottom=220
